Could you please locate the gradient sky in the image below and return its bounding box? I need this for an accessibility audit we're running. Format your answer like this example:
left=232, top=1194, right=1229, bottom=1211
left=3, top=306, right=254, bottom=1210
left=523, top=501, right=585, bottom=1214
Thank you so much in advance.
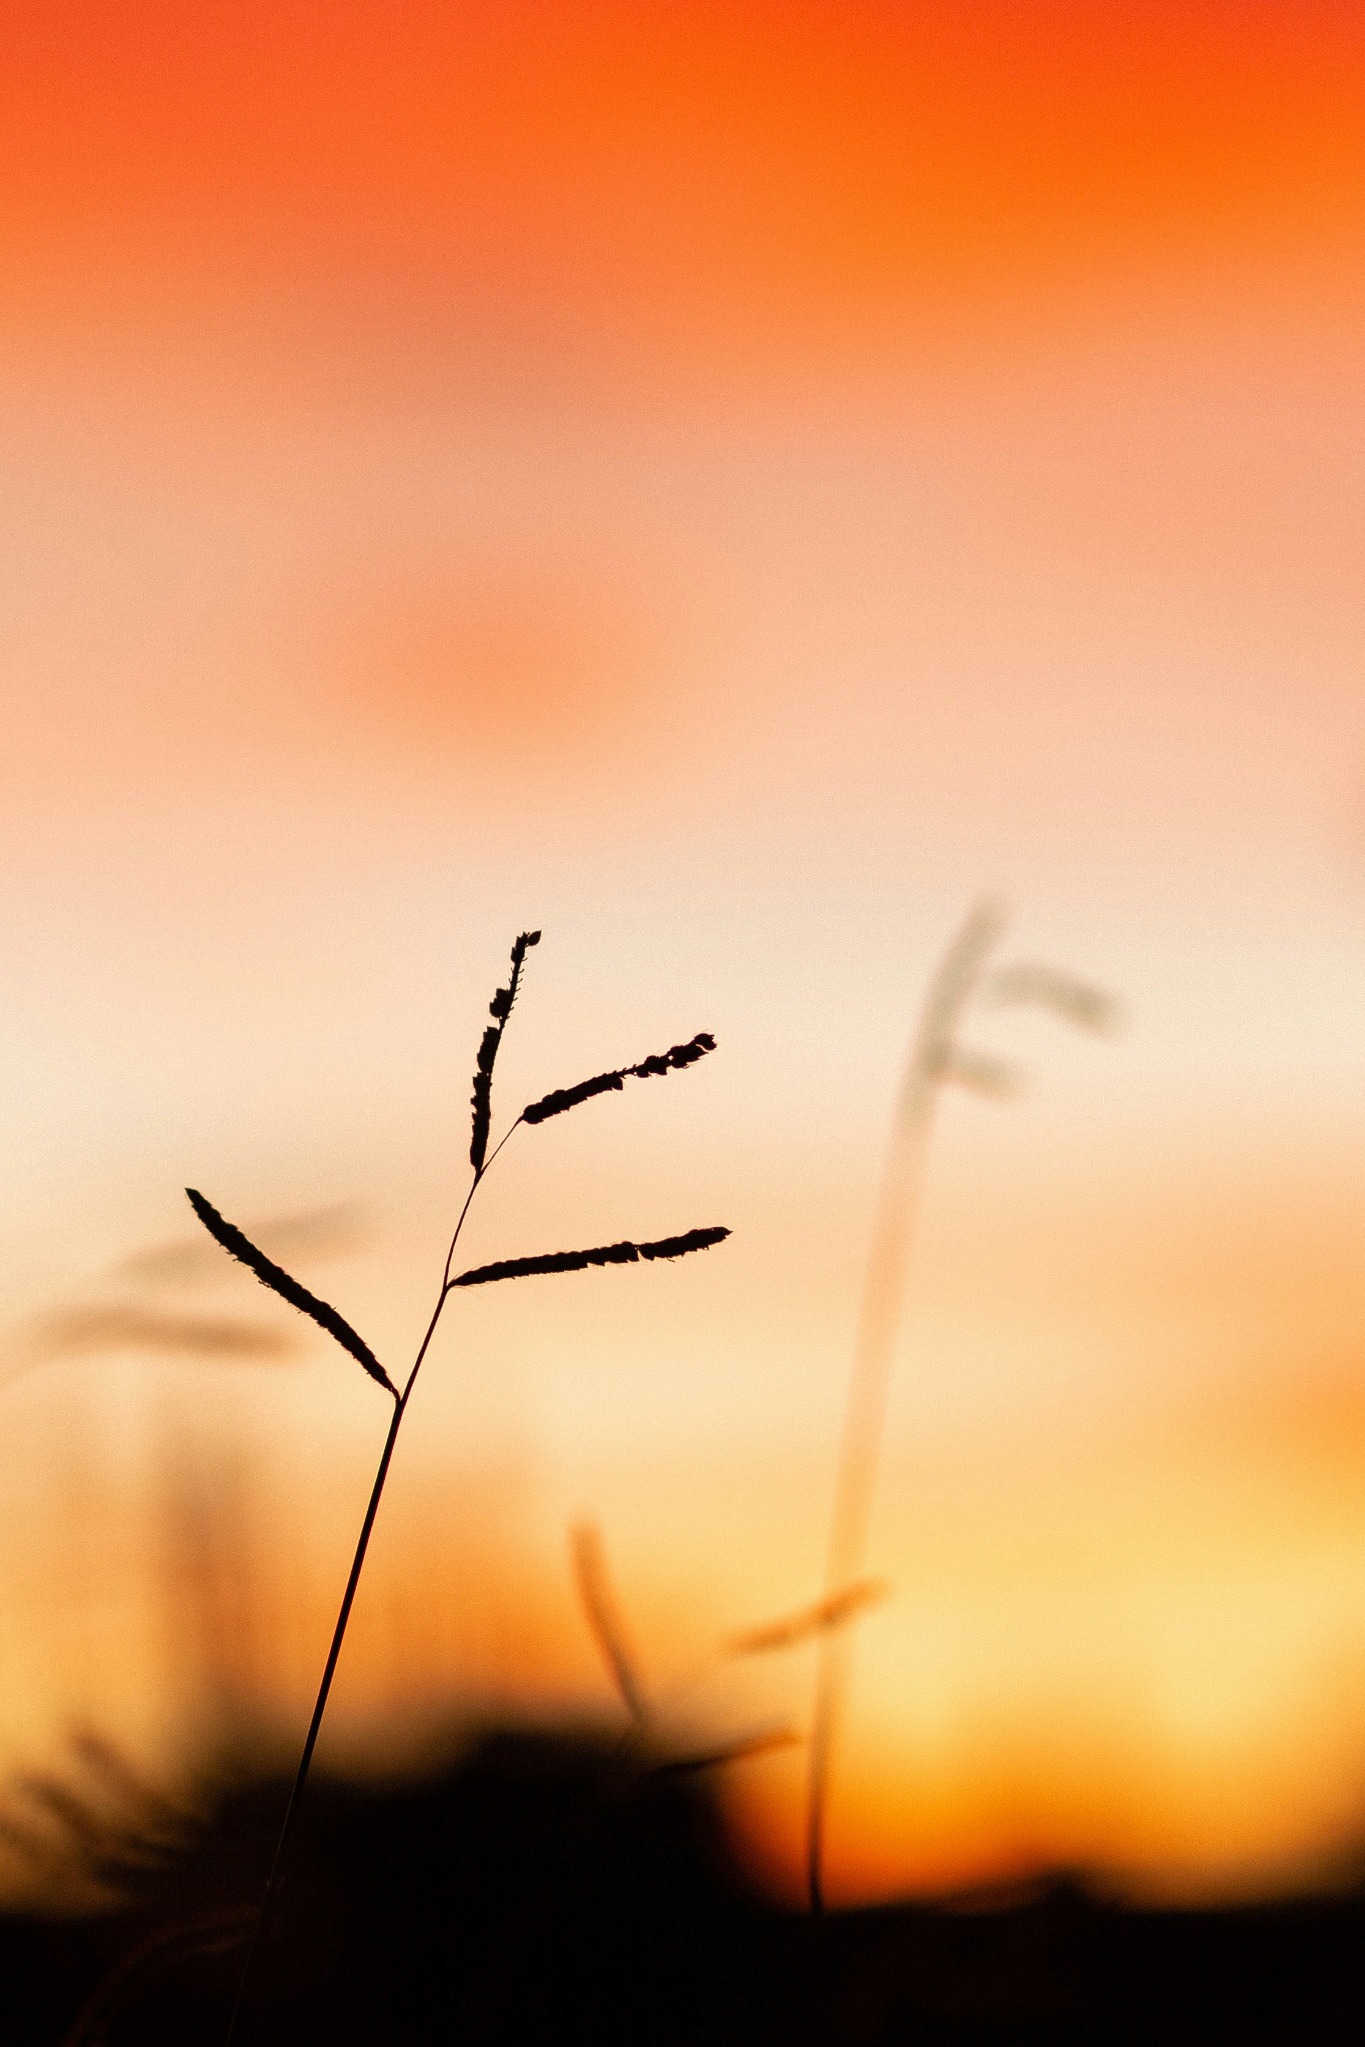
left=2, top=1, right=1365, bottom=1906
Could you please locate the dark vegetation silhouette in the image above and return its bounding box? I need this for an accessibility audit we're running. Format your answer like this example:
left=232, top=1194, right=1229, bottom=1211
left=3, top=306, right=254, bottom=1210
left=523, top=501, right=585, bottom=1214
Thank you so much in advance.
left=16, top=905, right=1365, bottom=2044
left=182, top=931, right=729, bottom=2042
left=8, top=1726, right=1365, bottom=2045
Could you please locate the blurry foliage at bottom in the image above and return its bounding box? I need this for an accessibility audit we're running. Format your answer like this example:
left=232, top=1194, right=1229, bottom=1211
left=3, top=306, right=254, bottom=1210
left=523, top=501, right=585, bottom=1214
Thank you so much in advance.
left=8, top=1724, right=1365, bottom=2045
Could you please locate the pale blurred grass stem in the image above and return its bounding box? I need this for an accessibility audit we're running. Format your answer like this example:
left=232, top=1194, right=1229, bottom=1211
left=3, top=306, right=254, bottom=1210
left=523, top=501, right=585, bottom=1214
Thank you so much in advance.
left=805, top=900, right=1119, bottom=1912
left=805, top=900, right=1005, bottom=1914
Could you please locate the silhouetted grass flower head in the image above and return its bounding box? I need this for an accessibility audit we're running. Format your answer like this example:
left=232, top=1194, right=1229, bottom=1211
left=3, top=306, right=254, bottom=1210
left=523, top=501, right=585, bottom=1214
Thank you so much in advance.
left=452, top=1228, right=729, bottom=1289
left=179, top=926, right=731, bottom=2046
left=522, top=1032, right=716, bottom=1125
left=183, top=1189, right=397, bottom=1397
left=470, top=929, right=541, bottom=1172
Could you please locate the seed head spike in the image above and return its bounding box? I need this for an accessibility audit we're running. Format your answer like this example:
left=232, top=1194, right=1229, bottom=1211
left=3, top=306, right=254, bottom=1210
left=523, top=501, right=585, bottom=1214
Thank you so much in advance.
left=451, top=1226, right=730, bottom=1288
left=984, top=960, right=1122, bottom=1034
left=726, top=1577, right=891, bottom=1655
left=523, top=1032, right=716, bottom=1127
left=470, top=930, right=541, bottom=1171
left=184, top=1190, right=396, bottom=1396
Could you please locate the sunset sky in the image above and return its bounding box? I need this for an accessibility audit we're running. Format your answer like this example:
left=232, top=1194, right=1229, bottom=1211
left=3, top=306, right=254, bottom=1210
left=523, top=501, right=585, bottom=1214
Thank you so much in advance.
left=2, top=0, right=1365, bottom=1907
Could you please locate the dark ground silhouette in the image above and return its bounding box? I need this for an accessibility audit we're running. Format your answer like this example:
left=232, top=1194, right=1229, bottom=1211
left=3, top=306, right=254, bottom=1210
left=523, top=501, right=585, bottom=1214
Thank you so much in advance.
left=6, top=1724, right=1365, bottom=2045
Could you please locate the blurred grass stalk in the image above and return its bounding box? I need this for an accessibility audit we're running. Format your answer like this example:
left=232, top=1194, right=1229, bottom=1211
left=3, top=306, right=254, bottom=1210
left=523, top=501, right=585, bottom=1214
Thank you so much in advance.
left=806, top=901, right=1118, bottom=1912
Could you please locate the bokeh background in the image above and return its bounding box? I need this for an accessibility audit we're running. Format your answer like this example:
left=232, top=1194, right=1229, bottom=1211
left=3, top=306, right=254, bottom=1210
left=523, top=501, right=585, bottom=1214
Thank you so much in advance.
left=2, top=0, right=1365, bottom=1910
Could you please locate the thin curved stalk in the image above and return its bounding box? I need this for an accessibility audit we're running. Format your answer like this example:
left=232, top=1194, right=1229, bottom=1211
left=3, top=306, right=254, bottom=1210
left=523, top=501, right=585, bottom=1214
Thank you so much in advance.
left=805, top=900, right=1005, bottom=1913
left=223, top=1139, right=513, bottom=2046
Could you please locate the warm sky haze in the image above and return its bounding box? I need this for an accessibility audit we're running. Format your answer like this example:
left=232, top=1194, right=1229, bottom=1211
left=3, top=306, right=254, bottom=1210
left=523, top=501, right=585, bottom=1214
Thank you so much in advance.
left=3, top=0, right=1365, bottom=1906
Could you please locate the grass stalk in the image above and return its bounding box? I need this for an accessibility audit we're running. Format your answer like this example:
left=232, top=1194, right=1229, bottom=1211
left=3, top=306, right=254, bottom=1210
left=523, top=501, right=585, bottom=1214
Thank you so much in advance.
left=804, top=899, right=1119, bottom=1912
left=221, top=1144, right=507, bottom=2045
left=191, top=933, right=728, bottom=2041
left=805, top=901, right=1005, bottom=1914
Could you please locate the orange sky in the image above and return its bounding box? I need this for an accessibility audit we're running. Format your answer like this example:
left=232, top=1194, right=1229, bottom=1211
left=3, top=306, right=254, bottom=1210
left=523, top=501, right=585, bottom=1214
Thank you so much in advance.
left=4, top=2, right=1364, bottom=359
left=3, top=1, right=1365, bottom=1909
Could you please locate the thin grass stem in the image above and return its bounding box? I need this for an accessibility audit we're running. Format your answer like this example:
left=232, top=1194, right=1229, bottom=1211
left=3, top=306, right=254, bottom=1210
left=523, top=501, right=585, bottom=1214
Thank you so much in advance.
left=805, top=900, right=1005, bottom=1915
left=222, top=1140, right=510, bottom=2046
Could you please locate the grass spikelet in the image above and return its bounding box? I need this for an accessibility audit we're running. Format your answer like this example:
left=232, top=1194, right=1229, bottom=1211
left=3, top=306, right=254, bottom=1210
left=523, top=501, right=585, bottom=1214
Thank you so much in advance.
left=184, top=1189, right=396, bottom=1397
left=625, top=1031, right=716, bottom=1079
left=570, top=1522, right=649, bottom=1724
left=726, top=1576, right=890, bottom=1655
left=984, top=960, right=1123, bottom=1033
left=656, top=1725, right=800, bottom=1775
left=470, top=929, right=541, bottom=1172
left=25, top=1303, right=294, bottom=1365
left=522, top=1031, right=716, bottom=1126
left=638, top=1226, right=730, bottom=1262
left=452, top=1225, right=729, bottom=1287
left=522, top=1070, right=628, bottom=1122
left=929, top=1044, right=1020, bottom=1099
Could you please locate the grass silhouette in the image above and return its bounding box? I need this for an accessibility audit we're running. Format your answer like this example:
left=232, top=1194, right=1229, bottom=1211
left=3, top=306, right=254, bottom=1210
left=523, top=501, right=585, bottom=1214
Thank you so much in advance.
left=804, top=900, right=1120, bottom=1913
left=184, top=932, right=730, bottom=2044
left=5, top=1206, right=367, bottom=1387
left=569, top=1520, right=798, bottom=1774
